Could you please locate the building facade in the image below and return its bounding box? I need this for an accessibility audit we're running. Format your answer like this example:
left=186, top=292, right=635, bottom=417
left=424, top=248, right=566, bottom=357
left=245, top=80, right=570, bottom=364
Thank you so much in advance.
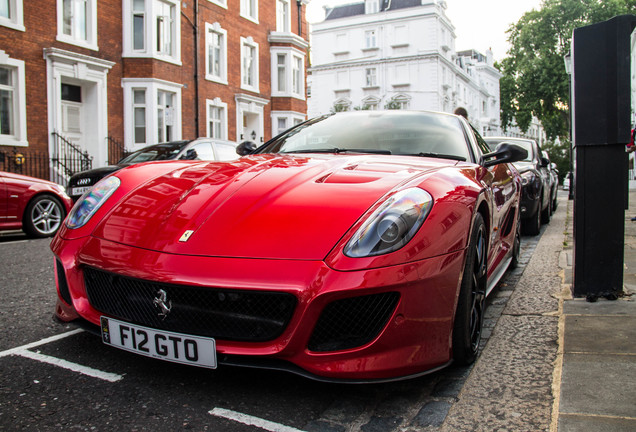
left=308, top=0, right=502, bottom=136
left=0, top=0, right=309, bottom=183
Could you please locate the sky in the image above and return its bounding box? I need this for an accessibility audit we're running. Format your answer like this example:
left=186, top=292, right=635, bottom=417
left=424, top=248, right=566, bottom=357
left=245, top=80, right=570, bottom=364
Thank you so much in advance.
left=306, top=0, right=544, bottom=61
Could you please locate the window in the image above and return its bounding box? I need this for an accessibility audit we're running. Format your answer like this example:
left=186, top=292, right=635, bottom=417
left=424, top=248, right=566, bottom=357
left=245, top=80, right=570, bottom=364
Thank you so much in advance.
left=362, top=97, right=379, bottom=110
left=365, top=68, right=377, bottom=87
left=392, top=25, right=408, bottom=47
left=0, top=0, right=24, bottom=31
left=123, top=79, right=182, bottom=148
left=292, top=56, right=302, bottom=95
left=205, top=23, right=227, bottom=84
left=0, top=52, right=26, bottom=146
left=57, top=0, right=97, bottom=50
left=206, top=98, right=227, bottom=140
left=241, top=37, right=259, bottom=92
left=365, top=0, right=379, bottom=14
left=155, top=0, right=174, bottom=56
left=240, top=0, right=258, bottom=23
left=271, top=48, right=305, bottom=99
left=123, top=0, right=181, bottom=64
left=271, top=112, right=304, bottom=136
left=133, top=89, right=146, bottom=144
left=364, top=30, right=377, bottom=49
left=276, top=0, right=290, bottom=32
left=206, top=0, right=227, bottom=9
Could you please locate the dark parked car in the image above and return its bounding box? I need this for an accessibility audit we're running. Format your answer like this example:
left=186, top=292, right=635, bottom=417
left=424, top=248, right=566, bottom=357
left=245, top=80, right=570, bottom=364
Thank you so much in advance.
left=67, top=139, right=238, bottom=201
left=485, top=137, right=551, bottom=235
left=0, top=171, right=73, bottom=237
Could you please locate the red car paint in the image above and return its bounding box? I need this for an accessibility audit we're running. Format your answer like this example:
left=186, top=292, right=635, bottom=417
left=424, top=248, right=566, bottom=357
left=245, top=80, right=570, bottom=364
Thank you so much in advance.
left=51, top=112, right=522, bottom=381
left=0, top=171, right=72, bottom=234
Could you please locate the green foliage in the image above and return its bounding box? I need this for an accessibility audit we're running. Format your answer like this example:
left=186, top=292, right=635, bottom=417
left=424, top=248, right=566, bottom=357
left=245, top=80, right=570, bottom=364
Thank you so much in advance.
left=500, top=0, right=636, bottom=140
left=542, top=138, right=571, bottom=182
left=384, top=100, right=403, bottom=110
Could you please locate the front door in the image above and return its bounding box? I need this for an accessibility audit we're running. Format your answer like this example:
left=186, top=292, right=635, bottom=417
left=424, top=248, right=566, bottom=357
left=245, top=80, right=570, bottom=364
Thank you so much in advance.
left=61, top=83, right=84, bottom=150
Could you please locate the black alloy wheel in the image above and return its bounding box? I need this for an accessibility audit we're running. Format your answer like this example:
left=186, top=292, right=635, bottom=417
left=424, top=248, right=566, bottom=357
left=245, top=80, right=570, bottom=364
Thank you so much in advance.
left=541, top=193, right=552, bottom=224
left=510, top=209, right=521, bottom=269
left=524, top=198, right=542, bottom=236
left=452, top=213, right=487, bottom=365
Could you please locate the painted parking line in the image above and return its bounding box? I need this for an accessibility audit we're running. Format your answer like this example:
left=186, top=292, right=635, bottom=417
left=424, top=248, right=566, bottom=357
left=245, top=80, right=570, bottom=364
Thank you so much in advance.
left=209, top=407, right=306, bottom=432
left=0, top=329, right=124, bottom=382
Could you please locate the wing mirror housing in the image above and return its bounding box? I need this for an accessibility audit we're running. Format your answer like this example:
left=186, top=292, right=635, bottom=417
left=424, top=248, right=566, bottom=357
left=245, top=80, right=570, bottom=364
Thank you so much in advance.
left=482, top=143, right=528, bottom=168
left=236, top=141, right=258, bottom=156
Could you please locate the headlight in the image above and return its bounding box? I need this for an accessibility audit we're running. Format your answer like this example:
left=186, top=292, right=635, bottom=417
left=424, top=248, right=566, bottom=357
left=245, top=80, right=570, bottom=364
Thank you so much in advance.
left=66, top=176, right=120, bottom=229
left=520, top=171, right=536, bottom=186
left=344, top=188, right=433, bottom=258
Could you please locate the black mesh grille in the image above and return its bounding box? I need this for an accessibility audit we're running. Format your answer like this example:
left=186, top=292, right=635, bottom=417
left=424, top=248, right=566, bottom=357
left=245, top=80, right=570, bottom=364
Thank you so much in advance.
left=56, top=260, right=72, bottom=305
left=83, top=267, right=297, bottom=342
left=308, top=292, right=400, bottom=352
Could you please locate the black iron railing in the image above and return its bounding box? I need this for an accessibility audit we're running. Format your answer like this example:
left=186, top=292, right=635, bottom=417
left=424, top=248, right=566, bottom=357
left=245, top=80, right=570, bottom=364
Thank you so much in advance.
left=50, top=131, right=93, bottom=185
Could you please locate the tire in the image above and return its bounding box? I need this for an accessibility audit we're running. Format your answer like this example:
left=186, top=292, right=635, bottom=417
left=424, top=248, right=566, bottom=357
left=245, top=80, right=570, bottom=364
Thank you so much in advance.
left=23, top=195, right=65, bottom=238
left=541, top=193, right=551, bottom=224
left=453, top=213, right=487, bottom=366
left=510, top=210, right=521, bottom=269
left=523, top=200, right=541, bottom=236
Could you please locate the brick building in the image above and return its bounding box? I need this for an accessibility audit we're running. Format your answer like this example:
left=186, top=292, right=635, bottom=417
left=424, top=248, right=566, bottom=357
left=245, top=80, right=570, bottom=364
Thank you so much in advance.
left=0, top=0, right=309, bottom=183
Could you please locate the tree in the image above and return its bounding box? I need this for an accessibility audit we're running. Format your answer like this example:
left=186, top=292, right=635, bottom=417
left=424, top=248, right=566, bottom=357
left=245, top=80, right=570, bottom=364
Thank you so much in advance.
left=500, top=0, right=636, bottom=141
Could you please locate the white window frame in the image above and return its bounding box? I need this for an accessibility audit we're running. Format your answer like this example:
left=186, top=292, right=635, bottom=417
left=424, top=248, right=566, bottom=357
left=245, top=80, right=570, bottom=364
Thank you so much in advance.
left=205, top=22, right=228, bottom=85
left=122, top=78, right=182, bottom=149
left=365, top=0, right=379, bottom=14
left=271, top=111, right=305, bottom=136
left=205, top=0, right=227, bottom=9
left=240, top=37, right=259, bottom=93
left=122, top=0, right=182, bottom=65
left=276, top=0, right=290, bottom=33
left=364, top=29, right=377, bottom=50
left=0, top=51, right=26, bottom=146
left=0, top=0, right=24, bottom=31
left=270, top=47, right=305, bottom=99
left=206, top=98, right=228, bottom=140
left=56, top=0, right=98, bottom=50
left=365, top=67, right=377, bottom=88
left=240, top=0, right=258, bottom=24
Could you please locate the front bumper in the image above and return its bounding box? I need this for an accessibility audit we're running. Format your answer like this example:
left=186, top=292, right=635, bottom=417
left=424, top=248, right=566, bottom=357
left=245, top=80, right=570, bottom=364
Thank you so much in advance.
left=52, top=235, right=465, bottom=381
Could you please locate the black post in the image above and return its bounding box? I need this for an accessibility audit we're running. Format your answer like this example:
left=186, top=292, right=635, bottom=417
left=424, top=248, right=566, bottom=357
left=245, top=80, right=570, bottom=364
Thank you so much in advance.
left=571, top=15, right=636, bottom=300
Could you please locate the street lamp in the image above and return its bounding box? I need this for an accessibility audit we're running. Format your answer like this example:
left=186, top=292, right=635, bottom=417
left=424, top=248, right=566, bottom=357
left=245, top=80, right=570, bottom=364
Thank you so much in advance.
left=564, top=51, right=574, bottom=200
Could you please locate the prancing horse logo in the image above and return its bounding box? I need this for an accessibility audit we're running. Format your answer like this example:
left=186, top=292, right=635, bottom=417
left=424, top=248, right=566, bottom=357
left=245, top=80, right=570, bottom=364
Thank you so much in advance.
left=153, top=289, right=172, bottom=320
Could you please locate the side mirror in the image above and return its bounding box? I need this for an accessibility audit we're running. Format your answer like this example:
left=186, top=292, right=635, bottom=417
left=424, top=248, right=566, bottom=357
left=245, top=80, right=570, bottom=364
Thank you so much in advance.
left=236, top=141, right=258, bottom=156
left=482, top=143, right=528, bottom=168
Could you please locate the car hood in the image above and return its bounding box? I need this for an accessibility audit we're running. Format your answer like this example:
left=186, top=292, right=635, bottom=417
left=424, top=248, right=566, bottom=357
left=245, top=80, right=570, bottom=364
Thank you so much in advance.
left=68, top=165, right=126, bottom=186
left=93, top=154, right=451, bottom=260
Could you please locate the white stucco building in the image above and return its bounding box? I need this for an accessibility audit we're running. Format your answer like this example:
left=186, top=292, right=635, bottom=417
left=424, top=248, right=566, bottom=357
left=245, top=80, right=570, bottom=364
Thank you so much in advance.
left=308, top=0, right=502, bottom=136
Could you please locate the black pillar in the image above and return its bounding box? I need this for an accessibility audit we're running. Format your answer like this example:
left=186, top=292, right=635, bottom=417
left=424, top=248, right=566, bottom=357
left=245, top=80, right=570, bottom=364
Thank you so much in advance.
left=571, top=15, right=636, bottom=300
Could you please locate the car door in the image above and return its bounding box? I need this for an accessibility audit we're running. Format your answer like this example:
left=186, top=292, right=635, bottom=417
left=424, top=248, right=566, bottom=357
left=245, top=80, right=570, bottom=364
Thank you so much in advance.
left=0, top=173, right=7, bottom=224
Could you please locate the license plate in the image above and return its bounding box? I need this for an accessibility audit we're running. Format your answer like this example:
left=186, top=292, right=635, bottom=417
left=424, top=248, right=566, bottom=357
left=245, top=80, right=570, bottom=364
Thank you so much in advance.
left=100, top=317, right=217, bottom=369
left=71, top=186, right=92, bottom=196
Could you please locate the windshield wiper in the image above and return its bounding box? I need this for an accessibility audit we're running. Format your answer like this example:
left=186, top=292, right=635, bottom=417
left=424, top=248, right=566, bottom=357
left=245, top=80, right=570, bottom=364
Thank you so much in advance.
left=281, top=148, right=391, bottom=155
left=403, top=152, right=466, bottom=161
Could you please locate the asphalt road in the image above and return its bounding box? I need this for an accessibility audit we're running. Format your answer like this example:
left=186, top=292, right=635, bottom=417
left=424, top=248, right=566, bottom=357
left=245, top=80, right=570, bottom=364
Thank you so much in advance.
left=0, top=228, right=542, bottom=431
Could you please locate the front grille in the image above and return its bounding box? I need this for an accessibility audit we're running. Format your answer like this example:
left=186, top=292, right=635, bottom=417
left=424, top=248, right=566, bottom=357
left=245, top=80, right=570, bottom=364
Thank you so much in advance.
left=84, top=267, right=297, bottom=342
left=308, top=292, right=400, bottom=352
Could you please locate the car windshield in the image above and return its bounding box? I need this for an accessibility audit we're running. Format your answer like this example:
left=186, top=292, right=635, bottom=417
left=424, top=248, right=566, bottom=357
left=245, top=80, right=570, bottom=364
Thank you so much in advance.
left=118, top=141, right=190, bottom=164
left=485, top=138, right=534, bottom=162
left=257, top=111, right=471, bottom=162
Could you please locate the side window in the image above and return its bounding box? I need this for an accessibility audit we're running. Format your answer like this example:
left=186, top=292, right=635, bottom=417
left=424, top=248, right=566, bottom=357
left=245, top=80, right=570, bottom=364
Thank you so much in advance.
left=471, top=126, right=491, bottom=156
left=213, top=143, right=237, bottom=161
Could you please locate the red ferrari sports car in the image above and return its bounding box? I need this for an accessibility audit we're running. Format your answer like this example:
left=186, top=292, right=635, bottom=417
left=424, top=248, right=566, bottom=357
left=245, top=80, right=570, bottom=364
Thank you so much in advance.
left=51, top=111, right=526, bottom=382
left=0, top=170, right=73, bottom=237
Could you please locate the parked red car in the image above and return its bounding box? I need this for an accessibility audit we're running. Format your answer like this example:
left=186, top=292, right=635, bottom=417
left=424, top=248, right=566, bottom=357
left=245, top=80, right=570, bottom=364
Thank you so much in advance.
left=0, top=171, right=73, bottom=237
left=52, top=111, right=526, bottom=382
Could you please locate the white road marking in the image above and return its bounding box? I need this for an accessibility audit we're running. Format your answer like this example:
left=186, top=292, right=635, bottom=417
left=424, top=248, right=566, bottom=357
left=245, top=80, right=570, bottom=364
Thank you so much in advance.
left=0, top=329, right=84, bottom=358
left=16, top=349, right=123, bottom=382
left=209, top=408, right=307, bottom=432
left=1, top=329, right=124, bottom=382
